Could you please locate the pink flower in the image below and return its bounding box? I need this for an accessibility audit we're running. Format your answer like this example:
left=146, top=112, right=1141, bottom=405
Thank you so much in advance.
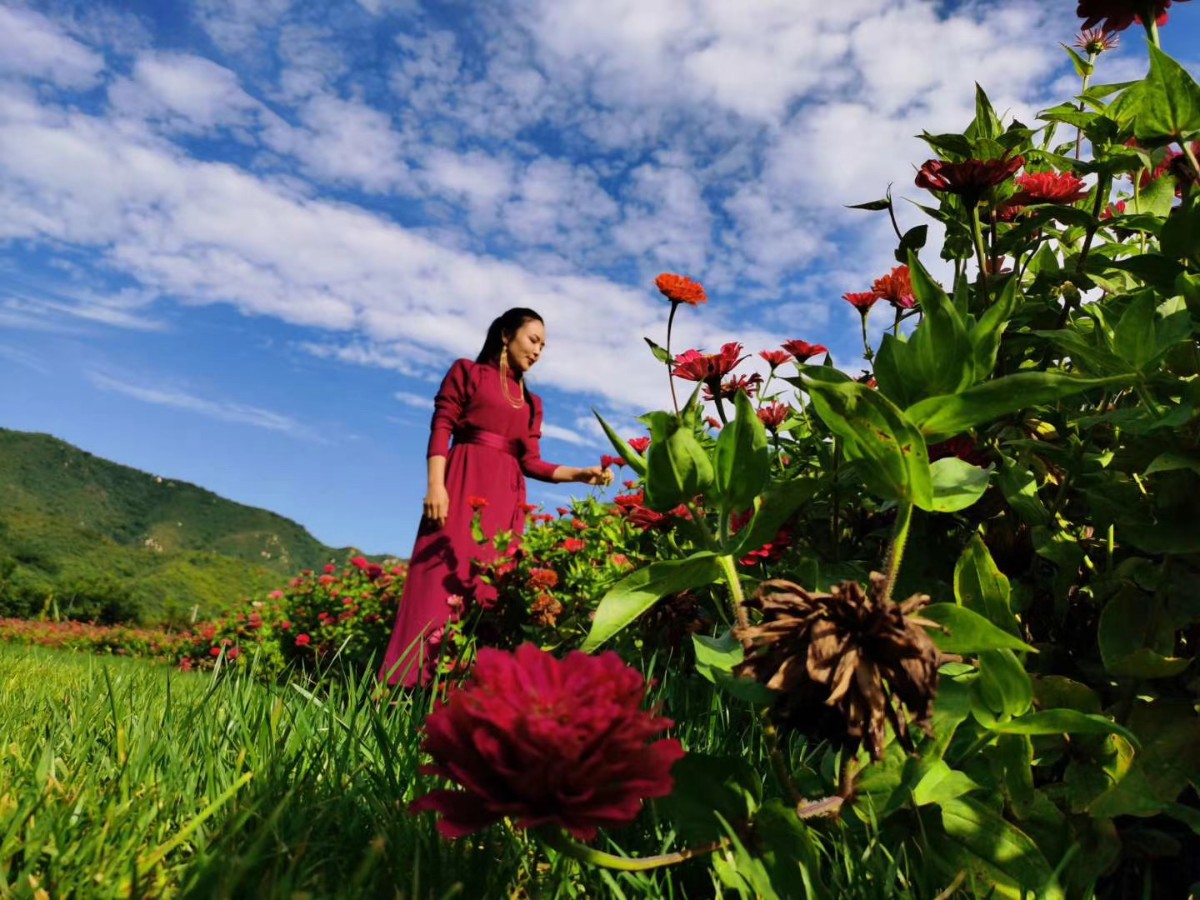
left=324, top=564, right=336, bottom=574
left=781, top=340, right=829, bottom=362
left=268, top=590, right=284, bottom=600
left=672, top=343, right=746, bottom=385
left=409, top=644, right=684, bottom=839
left=627, top=437, right=651, bottom=454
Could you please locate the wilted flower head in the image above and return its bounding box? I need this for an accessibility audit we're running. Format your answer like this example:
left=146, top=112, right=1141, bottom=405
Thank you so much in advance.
left=870, top=266, right=916, bottom=310
left=781, top=339, right=829, bottom=362
left=1010, top=171, right=1090, bottom=206
left=1077, top=0, right=1187, bottom=32
left=409, top=644, right=684, bottom=839
left=673, top=342, right=747, bottom=385
left=915, top=155, right=1025, bottom=205
left=843, top=291, right=882, bottom=315
left=1075, top=26, right=1119, bottom=52
left=760, top=349, right=792, bottom=369
left=734, top=575, right=944, bottom=761
left=655, top=273, right=708, bottom=306
left=703, top=372, right=763, bottom=402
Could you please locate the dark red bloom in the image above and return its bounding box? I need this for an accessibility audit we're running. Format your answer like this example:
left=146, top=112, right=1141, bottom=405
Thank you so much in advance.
left=627, top=436, right=651, bottom=454
left=871, top=266, right=917, bottom=310
left=672, top=343, right=746, bottom=384
left=409, top=644, right=684, bottom=839
left=928, top=436, right=989, bottom=467
left=757, top=402, right=791, bottom=432
left=600, top=454, right=626, bottom=469
left=703, top=373, right=762, bottom=403
left=781, top=340, right=828, bottom=362
left=843, top=292, right=882, bottom=314
left=468, top=496, right=489, bottom=511
left=1010, top=171, right=1089, bottom=205
left=1077, top=0, right=1187, bottom=32
left=655, top=273, right=708, bottom=306
left=759, top=349, right=792, bottom=369
left=915, top=155, right=1024, bottom=204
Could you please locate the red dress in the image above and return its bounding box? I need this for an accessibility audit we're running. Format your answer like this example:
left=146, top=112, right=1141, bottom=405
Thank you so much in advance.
left=379, top=358, right=561, bottom=686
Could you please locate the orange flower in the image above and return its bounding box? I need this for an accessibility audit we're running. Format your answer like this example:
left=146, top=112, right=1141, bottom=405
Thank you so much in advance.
left=871, top=266, right=916, bottom=310
left=655, top=273, right=708, bottom=306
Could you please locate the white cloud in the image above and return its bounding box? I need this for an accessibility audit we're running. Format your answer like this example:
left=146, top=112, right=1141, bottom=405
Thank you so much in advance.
left=108, top=52, right=261, bottom=133
left=87, top=370, right=317, bottom=438
left=541, top=422, right=590, bottom=446
left=394, top=390, right=433, bottom=409
left=0, top=5, right=105, bottom=89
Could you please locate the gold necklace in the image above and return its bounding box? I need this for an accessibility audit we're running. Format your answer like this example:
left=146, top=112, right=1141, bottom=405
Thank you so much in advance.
left=499, top=351, right=525, bottom=409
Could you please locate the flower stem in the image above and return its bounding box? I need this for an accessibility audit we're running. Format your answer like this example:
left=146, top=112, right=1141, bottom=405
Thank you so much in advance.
left=540, top=828, right=727, bottom=871
left=880, top=500, right=913, bottom=603
left=859, top=314, right=873, bottom=362
left=970, top=203, right=990, bottom=307
left=1074, top=62, right=1094, bottom=160
left=1143, top=6, right=1161, bottom=49
left=761, top=712, right=803, bottom=805
left=1182, top=140, right=1200, bottom=184
left=666, top=301, right=681, bottom=416
left=716, top=553, right=750, bottom=634
left=713, top=391, right=729, bottom=425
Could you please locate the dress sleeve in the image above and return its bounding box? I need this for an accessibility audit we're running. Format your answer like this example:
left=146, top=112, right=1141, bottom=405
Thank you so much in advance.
left=520, top=393, right=560, bottom=482
left=427, top=359, right=472, bottom=459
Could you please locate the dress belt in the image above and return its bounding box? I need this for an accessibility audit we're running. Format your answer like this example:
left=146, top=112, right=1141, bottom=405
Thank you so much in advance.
left=453, top=426, right=524, bottom=457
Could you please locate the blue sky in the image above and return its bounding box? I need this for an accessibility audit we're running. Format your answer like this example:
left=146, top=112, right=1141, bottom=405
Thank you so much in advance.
left=1, top=0, right=1197, bottom=555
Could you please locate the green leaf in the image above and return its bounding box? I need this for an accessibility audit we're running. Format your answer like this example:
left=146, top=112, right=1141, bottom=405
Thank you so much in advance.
left=970, top=83, right=1003, bottom=142
left=921, top=603, right=1035, bottom=654
left=988, top=709, right=1139, bottom=746
left=1060, top=44, right=1094, bottom=80
left=928, top=457, right=992, bottom=513
left=581, top=553, right=721, bottom=651
left=796, top=367, right=931, bottom=507
left=996, top=456, right=1051, bottom=526
left=753, top=800, right=824, bottom=897
left=954, top=535, right=1017, bottom=633
left=730, top=477, right=821, bottom=558
left=1113, top=292, right=1158, bottom=369
left=906, top=372, right=1128, bottom=443
left=973, top=649, right=1033, bottom=719
left=593, top=409, right=647, bottom=477
left=1099, top=588, right=1192, bottom=678
left=937, top=797, right=1065, bottom=900
left=1160, top=194, right=1200, bottom=265
left=847, top=198, right=891, bottom=211
left=912, top=760, right=982, bottom=806
left=643, top=336, right=673, bottom=365
left=906, top=250, right=975, bottom=396
left=693, top=630, right=743, bottom=673
left=643, top=417, right=713, bottom=512
left=1127, top=168, right=1179, bottom=216
left=1135, top=43, right=1200, bottom=143
left=657, top=752, right=760, bottom=844
left=713, top=388, right=769, bottom=515
left=893, top=224, right=928, bottom=263
left=968, top=274, right=1019, bottom=379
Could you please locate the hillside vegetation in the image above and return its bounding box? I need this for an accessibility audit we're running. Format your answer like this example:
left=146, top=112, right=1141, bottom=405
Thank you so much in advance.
left=0, top=428, right=386, bottom=625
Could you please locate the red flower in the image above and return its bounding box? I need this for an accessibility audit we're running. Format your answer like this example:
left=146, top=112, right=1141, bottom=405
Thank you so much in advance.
left=1010, top=171, right=1089, bottom=205
left=521, top=502, right=539, bottom=514
left=528, top=568, right=559, bottom=591
left=870, top=266, right=916, bottom=310
left=627, top=437, right=651, bottom=454
left=843, top=291, right=882, bottom=314
left=600, top=454, right=626, bottom=469
left=409, top=644, right=684, bottom=839
left=560, top=538, right=586, bottom=553
left=468, top=496, right=490, bottom=511
left=703, top=373, right=763, bottom=402
left=610, top=553, right=632, bottom=569
left=928, top=436, right=989, bottom=467
left=556, top=507, right=571, bottom=516
left=571, top=519, right=588, bottom=531
left=757, top=402, right=791, bottom=432
left=673, top=343, right=746, bottom=384
left=915, top=155, right=1024, bottom=203
left=655, top=273, right=708, bottom=306
left=1075, top=27, right=1119, bottom=52
left=294, top=633, right=312, bottom=647
left=210, top=646, right=222, bottom=657
left=1101, top=199, right=1128, bottom=220
left=705, top=416, right=722, bottom=430
left=759, top=349, right=792, bottom=369
left=781, top=339, right=829, bottom=362
left=1077, top=0, right=1186, bottom=32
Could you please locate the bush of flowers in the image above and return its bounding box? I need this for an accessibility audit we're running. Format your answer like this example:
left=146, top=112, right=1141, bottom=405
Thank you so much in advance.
left=0, top=617, right=193, bottom=659
left=407, top=9, right=1200, bottom=897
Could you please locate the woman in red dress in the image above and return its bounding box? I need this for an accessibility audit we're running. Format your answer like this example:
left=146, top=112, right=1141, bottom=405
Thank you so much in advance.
left=379, top=308, right=610, bottom=687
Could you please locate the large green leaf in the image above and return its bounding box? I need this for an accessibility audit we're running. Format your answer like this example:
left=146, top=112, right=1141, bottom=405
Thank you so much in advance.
left=906, top=372, right=1128, bottom=443
left=796, top=367, right=931, bottom=507
left=730, top=477, right=821, bottom=558
left=581, top=553, right=721, bottom=651
left=656, top=752, right=761, bottom=844
left=642, top=416, right=713, bottom=512
left=911, top=759, right=982, bottom=806
left=921, top=603, right=1035, bottom=654
left=928, top=457, right=991, bottom=513
left=902, top=250, right=975, bottom=398
left=968, top=275, right=1018, bottom=379
left=935, top=797, right=1065, bottom=900
left=954, top=534, right=1017, bottom=633
left=973, top=649, right=1033, bottom=719
left=989, top=709, right=1138, bottom=745
left=713, top=388, right=769, bottom=515
left=593, top=409, right=647, bottom=477
left=1135, top=43, right=1200, bottom=143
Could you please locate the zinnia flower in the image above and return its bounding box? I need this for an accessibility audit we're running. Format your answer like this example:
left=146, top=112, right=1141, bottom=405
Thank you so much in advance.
left=915, top=155, right=1024, bottom=205
left=528, top=568, right=559, bottom=591
left=1075, top=27, right=1119, bottom=52
left=409, top=644, right=684, bottom=839
left=870, top=266, right=917, bottom=310
left=627, top=436, right=651, bottom=454
left=295, top=633, right=312, bottom=647
left=560, top=538, right=586, bottom=553
left=843, top=292, right=882, bottom=315
left=757, top=402, right=791, bottom=433
left=734, top=574, right=944, bottom=761
left=600, top=454, right=626, bottom=469
left=655, top=273, right=708, bottom=306
left=781, top=340, right=828, bottom=362
left=760, top=349, right=792, bottom=369
left=703, top=373, right=763, bottom=402
left=468, top=496, right=489, bottom=511
left=1009, top=171, right=1090, bottom=206
left=1077, top=0, right=1187, bottom=32
left=672, top=342, right=747, bottom=385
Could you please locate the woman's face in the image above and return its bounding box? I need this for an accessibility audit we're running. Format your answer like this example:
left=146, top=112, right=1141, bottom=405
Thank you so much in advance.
left=506, top=319, right=546, bottom=373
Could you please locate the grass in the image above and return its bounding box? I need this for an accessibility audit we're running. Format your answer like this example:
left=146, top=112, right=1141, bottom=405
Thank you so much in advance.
left=0, top=645, right=939, bottom=898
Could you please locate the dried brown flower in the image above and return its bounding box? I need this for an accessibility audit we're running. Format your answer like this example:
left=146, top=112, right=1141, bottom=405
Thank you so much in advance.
left=734, top=574, right=943, bottom=761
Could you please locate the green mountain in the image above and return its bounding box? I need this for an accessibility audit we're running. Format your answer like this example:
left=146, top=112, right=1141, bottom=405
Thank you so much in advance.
left=0, top=428, right=385, bottom=626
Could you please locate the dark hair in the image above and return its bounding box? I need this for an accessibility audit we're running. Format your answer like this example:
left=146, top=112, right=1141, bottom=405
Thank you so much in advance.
left=475, top=308, right=544, bottom=372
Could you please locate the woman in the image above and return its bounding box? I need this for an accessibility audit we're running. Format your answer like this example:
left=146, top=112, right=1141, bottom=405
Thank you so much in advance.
left=379, top=308, right=609, bottom=687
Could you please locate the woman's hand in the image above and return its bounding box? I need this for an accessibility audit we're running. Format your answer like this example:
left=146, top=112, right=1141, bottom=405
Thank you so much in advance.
left=575, top=465, right=613, bottom=486
left=423, top=483, right=450, bottom=528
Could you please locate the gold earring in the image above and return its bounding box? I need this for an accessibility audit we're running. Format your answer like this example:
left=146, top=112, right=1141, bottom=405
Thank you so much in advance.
left=499, top=344, right=523, bottom=408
